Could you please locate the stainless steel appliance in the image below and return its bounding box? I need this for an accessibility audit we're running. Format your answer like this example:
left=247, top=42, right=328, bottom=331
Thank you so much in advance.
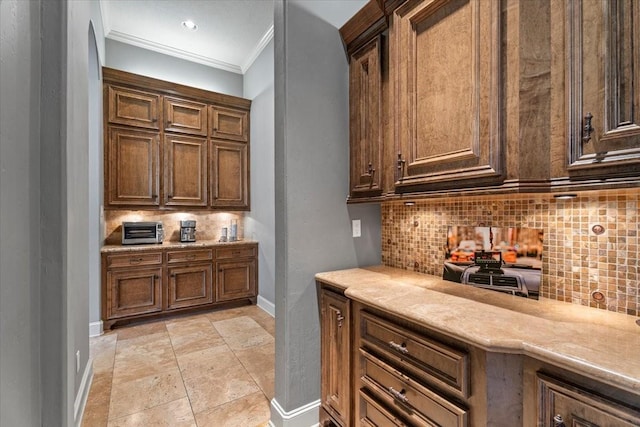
left=180, top=220, right=196, bottom=243
left=122, top=221, right=164, bottom=245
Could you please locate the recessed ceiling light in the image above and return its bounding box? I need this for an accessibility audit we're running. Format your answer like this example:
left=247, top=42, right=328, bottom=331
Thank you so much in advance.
left=181, top=20, right=198, bottom=31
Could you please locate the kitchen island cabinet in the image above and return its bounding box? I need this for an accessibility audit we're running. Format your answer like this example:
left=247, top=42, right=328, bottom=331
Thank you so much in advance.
left=317, top=266, right=640, bottom=426
left=101, top=241, right=258, bottom=329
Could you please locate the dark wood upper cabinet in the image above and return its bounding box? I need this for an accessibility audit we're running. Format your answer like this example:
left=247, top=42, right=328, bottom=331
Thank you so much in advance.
left=103, top=68, right=251, bottom=210
left=564, top=0, right=640, bottom=178
left=164, top=96, right=208, bottom=136
left=210, top=105, right=249, bottom=142
left=106, top=127, right=160, bottom=207
left=107, top=85, right=160, bottom=130
left=349, top=36, right=383, bottom=200
left=163, top=134, right=208, bottom=207
left=392, top=0, right=504, bottom=192
left=210, top=140, right=249, bottom=210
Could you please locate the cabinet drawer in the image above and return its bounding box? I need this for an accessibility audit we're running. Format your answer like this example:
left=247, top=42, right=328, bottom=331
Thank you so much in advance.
left=215, top=245, right=256, bottom=260
left=166, top=249, right=213, bottom=264
left=360, top=350, right=468, bottom=427
left=360, top=311, right=469, bottom=399
left=107, top=85, right=160, bottom=129
left=106, top=252, right=163, bottom=268
left=359, top=390, right=407, bottom=427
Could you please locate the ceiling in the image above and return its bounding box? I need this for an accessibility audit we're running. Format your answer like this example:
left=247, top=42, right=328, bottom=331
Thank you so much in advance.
left=100, top=0, right=367, bottom=75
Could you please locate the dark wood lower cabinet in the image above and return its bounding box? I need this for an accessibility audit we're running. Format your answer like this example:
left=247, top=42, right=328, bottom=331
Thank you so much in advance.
left=102, top=242, right=258, bottom=329
left=216, top=259, right=256, bottom=302
left=167, top=263, right=213, bottom=309
left=106, top=267, right=163, bottom=319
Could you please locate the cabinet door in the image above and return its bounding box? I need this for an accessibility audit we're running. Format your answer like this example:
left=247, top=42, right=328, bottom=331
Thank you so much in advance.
left=392, top=0, right=503, bottom=191
left=566, top=0, right=640, bottom=176
left=164, top=97, right=208, bottom=136
left=210, top=140, right=249, bottom=210
left=106, top=127, right=160, bottom=207
left=320, top=289, right=351, bottom=426
left=349, top=36, right=383, bottom=199
left=107, top=85, right=160, bottom=130
left=538, top=374, right=640, bottom=427
left=210, top=105, right=249, bottom=142
left=164, top=134, right=208, bottom=207
left=215, top=259, right=256, bottom=302
left=167, top=263, right=213, bottom=309
left=106, top=267, right=163, bottom=319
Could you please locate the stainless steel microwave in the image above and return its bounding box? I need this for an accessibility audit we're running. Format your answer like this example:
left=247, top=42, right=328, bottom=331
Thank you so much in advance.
left=122, top=221, right=164, bottom=245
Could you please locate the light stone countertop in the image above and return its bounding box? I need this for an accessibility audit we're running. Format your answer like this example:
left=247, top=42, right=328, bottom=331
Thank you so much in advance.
left=101, top=239, right=258, bottom=253
left=315, top=265, right=640, bottom=395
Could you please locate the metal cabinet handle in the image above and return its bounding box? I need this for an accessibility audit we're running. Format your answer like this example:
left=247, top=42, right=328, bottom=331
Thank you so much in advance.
left=553, top=414, right=566, bottom=427
left=389, top=387, right=409, bottom=404
left=397, top=152, right=406, bottom=180
left=168, top=194, right=173, bottom=199
left=336, top=310, right=345, bottom=328
left=389, top=340, right=409, bottom=355
left=130, top=257, right=143, bottom=264
left=186, top=254, right=196, bottom=260
left=154, top=275, right=159, bottom=279
left=151, top=118, right=158, bottom=123
left=582, top=112, right=594, bottom=143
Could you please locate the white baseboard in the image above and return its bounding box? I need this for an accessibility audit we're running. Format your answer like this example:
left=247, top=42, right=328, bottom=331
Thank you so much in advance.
left=89, top=321, right=103, bottom=337
left=74, top=358, right=94, bottom=426
left=269, top=398, right=320, bottom=427
left=257, top=295, right=275, bottom=317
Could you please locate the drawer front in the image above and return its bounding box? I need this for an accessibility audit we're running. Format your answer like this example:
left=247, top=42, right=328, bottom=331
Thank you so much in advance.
left=106, top=252, right=163, bottom=268
left=215, top=245, right=256, bottom=260
left=359, top=390, right=407, bottom=427
left=166, top=249, right=213, bottom=264
left=361, top=311, right=469, bottom=399
left=360, top=350, right=468, bottom=427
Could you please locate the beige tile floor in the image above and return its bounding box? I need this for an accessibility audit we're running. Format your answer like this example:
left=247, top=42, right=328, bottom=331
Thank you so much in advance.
left=82, top=305, right=275, bottom=427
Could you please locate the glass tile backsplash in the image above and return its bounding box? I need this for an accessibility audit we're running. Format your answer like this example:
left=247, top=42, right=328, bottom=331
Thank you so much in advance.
left=381, top=189, right=640, bottom=316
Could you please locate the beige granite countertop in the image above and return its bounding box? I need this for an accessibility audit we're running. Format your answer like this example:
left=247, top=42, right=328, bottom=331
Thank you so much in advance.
left=101, top=239, right=258, bottom=253
left=315, top=265, right=640, bottom=395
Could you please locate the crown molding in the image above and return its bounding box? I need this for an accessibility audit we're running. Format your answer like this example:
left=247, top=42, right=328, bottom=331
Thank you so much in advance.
left=106, top=30, right=243, bottom=74
left=241, top=24, right=274, bottom=73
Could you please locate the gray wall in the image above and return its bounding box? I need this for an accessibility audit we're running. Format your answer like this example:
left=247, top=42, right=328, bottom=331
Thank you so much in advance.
left=243, top=39, right=276, bottom=309
left=273, top=0, right=381, bottom=414
left=106, top=39, right=244, bottom=97
left=0, top=1, right=43, bottom=424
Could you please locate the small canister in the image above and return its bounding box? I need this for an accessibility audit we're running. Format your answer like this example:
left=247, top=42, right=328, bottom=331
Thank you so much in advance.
left=220, top=227, right=228, bottom=242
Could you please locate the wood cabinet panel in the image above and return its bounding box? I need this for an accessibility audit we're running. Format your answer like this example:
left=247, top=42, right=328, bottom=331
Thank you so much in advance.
left=349, top=36, right=383, bottom=200
left=215, top=259, right=257, bottom=302
left=106, top=267, right=163, bottom=318
left=106, top=127, right=160, bottom=207
left=538, top=373, right=640, bottom=427
left=106, top=252, right=163, bottom=268
left=565, top=0, right=640, bottom=177
left=210, top=105, right=249, bottom=142
left=393, top=0, right=503, bottom=191
left=215, top=246, right=257, bottom=260
left=320, top=289, right=351, bottom=427
left=165, top=249, right=213, bottom=264
left=210, top=140, right=249, bottom=209
left=164, top=97, right=208, bottom=136
left=107, top=85, right=160, bottom=130
left=167, top=263, right=213, bottom=309
left=163, top=134, right=208, bottom=207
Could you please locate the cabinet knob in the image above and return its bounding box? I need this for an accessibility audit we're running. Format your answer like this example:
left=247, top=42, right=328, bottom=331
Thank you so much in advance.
left=152, top=194, right=158, bottom=199
left=151, top=118, right=158, bottom=123
left=154, top=275, right=159, bottom=279
left=582, top=112, right=594, bottom=143
left=168, top=194, right=173, bottom=199
left=397, top=152, right=406, bottom=180
left=553, top=414, right=566, bottom=427
left=389, top=340, right=409, bottom=355
left=186, top=254, right=196, bottom=260
left=388, top=387, right=409, bottom=404
left=130, top=257, right=143, bottom=264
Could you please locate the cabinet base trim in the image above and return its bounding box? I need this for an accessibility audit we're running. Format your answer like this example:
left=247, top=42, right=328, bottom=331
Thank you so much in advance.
left=89, top=321, right=103, bottom=337
left=74, top=358, right=94, bottom=426
left=258, top=295, right=275, bottom=317
left=269, top=398, right=320, bottom=427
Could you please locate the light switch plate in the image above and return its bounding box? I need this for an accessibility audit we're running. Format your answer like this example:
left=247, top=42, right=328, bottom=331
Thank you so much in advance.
left=352, top=219, right=361, bottom=238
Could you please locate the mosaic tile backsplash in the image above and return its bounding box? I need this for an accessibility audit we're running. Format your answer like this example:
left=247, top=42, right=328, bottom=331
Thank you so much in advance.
left=381, top=189, right=640, bottom=317
left=104, top=210, right=245, bottom=245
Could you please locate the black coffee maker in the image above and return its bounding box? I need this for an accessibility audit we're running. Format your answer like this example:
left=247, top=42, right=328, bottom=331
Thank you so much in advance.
left=180, top=220, right=196, bottom=242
